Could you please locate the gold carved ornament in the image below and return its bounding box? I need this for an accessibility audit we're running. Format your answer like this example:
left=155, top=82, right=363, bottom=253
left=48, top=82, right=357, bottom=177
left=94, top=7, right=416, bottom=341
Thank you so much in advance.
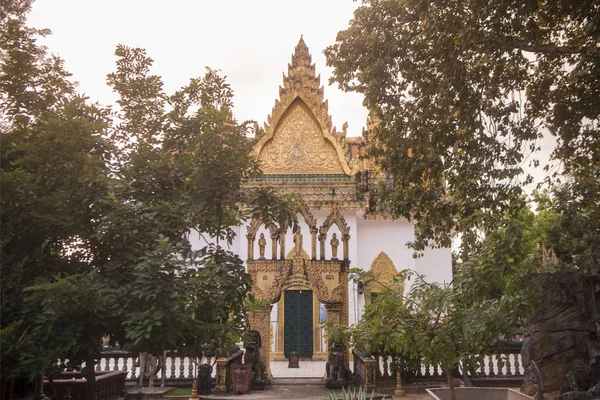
left=259, top=99, right=344, bottom=175
left=365, top=252, right=404, bottom=302
left=252, top=37, right=358, bottom=176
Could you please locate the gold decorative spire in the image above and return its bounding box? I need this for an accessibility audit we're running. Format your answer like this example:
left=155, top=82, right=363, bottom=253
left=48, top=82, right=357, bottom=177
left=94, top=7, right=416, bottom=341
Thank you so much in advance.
left=253, top=37, right=358, bottom=176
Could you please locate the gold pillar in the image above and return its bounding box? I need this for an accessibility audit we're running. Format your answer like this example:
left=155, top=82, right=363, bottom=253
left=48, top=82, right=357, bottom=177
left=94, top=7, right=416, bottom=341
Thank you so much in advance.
left=394, top=370, right=406, bottom=398
left=310, top=227, right=317, bottom=260
left=280, top=230, right=286, bottom=260
left=248, top=305, right=273, bottom=379
left=319, top=233, right=326, bottom=260
left=273, top=294, right=285, bottom=360
left=324, top=303, right=342, bottom=325
left=270, top=233, right=278, bottom=260
left=214, top=357, right=228, bottom=392
left=246, top=233, right=255, bottom=260
left=342, top=233, right=350, bottom=261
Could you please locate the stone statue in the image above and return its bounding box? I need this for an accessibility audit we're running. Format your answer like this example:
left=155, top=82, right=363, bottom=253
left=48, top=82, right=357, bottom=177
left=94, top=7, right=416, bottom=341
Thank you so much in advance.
left=197, top=363, right=212, bottom=394
left=325, top=341, right=348, bottom=388
left=258, top=233, right=266, bottom=259
left=244, top=330, right=266, bottom=389
left=528, top=361, right=544, bottom=400
left=137, top=352, right=165, bottom=388
left=330, top=233, right=339, bottom=260
left=293, top=227, right=303, bottom=256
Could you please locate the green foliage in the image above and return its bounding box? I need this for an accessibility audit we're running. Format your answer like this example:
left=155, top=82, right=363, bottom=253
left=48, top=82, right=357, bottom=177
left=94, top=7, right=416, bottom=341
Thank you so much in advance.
left=454, top=196, right=540, bottom=301
left=244, top=297, right=271, bottom=312
left=327, top=386, right=381, bottom=400
left=325, top=0, right=599, bottom=256
left=533, top=185, right=600, bottom=273
left=346, top=269, right=532, bottom=400
left=103, top=44, right=294, bottom=359
left=1, top=5, right=295, bottom=392
left=1, top=1, right=115, bottom=382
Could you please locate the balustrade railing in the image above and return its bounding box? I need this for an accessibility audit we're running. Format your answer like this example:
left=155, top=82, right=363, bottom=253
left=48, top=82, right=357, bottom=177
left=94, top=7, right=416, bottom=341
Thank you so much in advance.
left=93, top=351, right=216, bottom=383
left=376, top=346, right=524, bottom=381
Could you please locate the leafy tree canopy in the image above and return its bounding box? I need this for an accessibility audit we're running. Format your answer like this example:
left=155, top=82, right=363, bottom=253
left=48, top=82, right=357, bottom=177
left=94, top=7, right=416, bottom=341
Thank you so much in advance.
left=1, top=2, right=296, bottom=393
left=325, top=0, right=599, bottom=256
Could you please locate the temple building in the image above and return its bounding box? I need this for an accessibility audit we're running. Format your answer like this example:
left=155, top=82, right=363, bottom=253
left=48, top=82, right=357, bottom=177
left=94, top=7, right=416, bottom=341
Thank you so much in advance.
left=191, top=38, right=452, bottom=374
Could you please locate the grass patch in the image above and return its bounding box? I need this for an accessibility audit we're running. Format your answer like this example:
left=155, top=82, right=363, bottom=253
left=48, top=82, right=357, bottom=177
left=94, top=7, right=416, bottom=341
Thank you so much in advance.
left=165, top=388, right=192, bottom=396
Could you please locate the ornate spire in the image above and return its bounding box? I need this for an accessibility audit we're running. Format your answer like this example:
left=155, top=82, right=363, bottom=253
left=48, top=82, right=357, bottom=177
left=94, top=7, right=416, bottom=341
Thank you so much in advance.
left=254, top=37, right=358, bottom=176
left=276, top=37, right=324, bottom=127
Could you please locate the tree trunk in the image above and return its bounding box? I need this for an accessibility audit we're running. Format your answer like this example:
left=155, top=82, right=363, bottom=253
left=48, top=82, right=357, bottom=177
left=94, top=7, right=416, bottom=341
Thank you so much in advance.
left=2, top=376, right=14, bottom=400
left=85, top=351, right=97, bottom=400
left=441, top=363, right=456, bottom=400
left=32, top=374, right=45, bottom=400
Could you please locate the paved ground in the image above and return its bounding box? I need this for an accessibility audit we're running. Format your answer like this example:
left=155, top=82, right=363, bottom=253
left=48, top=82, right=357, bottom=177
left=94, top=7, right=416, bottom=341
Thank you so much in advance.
left=198, top=384, right=429, bottom=400
left=196, top=360, right=430, bottom=399
left=270, top=360, right=327, bottom=378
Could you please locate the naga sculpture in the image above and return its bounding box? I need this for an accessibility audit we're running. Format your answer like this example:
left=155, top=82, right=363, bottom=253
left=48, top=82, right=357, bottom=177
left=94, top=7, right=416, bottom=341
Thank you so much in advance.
left=244, top=330, right=266, bottom=389
left=325, top=341, right=349, bottom=388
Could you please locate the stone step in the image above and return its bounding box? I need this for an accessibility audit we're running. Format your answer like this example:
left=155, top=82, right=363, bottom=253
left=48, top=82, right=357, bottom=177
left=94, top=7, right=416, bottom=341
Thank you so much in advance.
left=271, top=377, right=324, bottom=385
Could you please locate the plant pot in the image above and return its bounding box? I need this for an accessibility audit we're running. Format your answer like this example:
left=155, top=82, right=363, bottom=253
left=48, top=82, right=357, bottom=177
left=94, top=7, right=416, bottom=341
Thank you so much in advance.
left=426, top=387, right=534, bottom=400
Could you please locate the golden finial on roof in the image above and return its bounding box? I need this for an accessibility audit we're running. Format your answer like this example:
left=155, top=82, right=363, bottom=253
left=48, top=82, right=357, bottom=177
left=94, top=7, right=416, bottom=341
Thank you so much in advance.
left=293, top=35, right=310, bottom=66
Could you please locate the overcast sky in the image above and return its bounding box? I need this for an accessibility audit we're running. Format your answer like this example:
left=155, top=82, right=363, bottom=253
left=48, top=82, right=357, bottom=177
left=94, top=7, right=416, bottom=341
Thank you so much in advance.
left=27, top=0, right=556, bottom=188
left=28, top=0, right=368, bottom=137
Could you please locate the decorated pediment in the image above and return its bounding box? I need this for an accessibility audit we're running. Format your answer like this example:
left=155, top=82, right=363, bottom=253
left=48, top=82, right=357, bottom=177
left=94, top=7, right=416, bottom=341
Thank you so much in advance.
left=253, top=37, right=358, bottom=176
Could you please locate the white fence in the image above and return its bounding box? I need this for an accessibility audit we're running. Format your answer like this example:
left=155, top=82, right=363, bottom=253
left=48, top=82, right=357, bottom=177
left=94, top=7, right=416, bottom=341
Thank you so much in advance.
left=94, top=353, right=216, bottom=381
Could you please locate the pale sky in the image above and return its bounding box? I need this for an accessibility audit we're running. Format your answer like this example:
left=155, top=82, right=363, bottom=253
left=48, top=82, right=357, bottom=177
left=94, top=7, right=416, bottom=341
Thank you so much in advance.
left=28, top=0, right=369, bottom=137
left=27, top=0, right=556, bottom=188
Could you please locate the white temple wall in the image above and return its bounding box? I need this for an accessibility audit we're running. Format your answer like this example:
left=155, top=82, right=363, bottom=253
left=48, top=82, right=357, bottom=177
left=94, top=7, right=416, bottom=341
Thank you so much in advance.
left=353, top=216, right=416, bottom=320
left=356, top=217, right=416, bottom=274
left=413, top=246, right=453, bottom=286
left=188, top=225, right=243, bottom=257
left=189, top=212, right=452, bottom=332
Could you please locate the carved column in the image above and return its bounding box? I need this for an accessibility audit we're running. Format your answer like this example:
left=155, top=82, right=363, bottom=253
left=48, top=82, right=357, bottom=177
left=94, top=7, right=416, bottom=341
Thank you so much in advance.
left=270, top=233, right=278, bottom=260
left=248, top=305, right=273, bottom=380
left=324, top=303, right=342, bottom=325
left=319, top=233, right=326, bottom=260
left=342, top=233, right=350, bottom=261
left=246, top=233, right=256, bottom=260
left=279, top=230, right=286, bottom=260
left=310, top=227, right=317, bottom=260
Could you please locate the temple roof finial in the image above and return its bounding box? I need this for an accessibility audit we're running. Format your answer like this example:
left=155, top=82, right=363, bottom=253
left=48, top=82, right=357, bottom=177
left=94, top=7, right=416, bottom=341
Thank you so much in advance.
left=293, top=35, right=311, bottom=67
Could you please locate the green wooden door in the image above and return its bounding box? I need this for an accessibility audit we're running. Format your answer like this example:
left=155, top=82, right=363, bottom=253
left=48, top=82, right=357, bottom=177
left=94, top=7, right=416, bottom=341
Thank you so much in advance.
left=284, top=290, right=313, bottom=358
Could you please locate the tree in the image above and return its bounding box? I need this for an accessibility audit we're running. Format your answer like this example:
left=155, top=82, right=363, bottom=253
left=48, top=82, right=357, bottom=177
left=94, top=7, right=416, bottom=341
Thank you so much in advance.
left=1, top=2, right=116, bottom=395
left=325, top=0, right=599, bottom=255
left=334, top=268, right=533, bottom=400
left=532, top=187, right=599, bottom=273
left=103, top=45, right=296, bottom=360
left=2, top=5, right=296, bottom=398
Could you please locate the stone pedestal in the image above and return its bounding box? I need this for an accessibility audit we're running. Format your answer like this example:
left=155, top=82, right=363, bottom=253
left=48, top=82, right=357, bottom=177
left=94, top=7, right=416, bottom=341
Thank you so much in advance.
left=214, top=358, right=228, bottom=392
left=231, top=364, right=253, bottom=394
left=288, top=351, right=300, bottom=368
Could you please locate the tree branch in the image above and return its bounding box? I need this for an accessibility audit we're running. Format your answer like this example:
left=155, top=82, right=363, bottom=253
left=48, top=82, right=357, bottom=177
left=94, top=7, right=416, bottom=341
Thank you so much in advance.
left=481, top=35, right=584, bottom=55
